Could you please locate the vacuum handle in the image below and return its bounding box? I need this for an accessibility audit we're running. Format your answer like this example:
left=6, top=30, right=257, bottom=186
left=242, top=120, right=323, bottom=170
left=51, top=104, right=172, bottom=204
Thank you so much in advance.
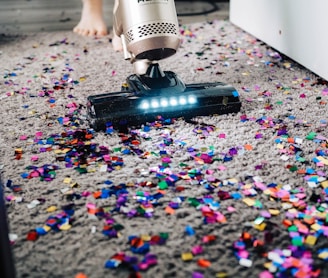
left=0, top=181, right=16, bottom=278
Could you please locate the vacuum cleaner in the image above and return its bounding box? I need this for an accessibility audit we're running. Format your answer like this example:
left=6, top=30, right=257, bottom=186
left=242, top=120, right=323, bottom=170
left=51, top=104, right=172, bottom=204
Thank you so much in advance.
left=87, top=0, right=241, bottom=131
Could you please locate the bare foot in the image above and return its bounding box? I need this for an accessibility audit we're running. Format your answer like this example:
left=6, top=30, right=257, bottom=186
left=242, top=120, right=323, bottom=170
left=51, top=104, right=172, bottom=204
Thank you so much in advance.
left=112, top=0, right=123, bottom=51
left=74, top=0, right=108, bottom=37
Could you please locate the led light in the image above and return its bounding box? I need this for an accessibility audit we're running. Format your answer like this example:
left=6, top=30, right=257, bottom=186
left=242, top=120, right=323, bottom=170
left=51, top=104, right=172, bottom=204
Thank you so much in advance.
left=160, top=98, right=169, bottom=107
left=140, top=101, right=150, bottom=109
left=188, top=95, right=197, bottom=104
left=151, top=99, right=159, bottom=108
left=170, top=97, right=178, bottom=106
left=179, top=96, right=187, bottom=105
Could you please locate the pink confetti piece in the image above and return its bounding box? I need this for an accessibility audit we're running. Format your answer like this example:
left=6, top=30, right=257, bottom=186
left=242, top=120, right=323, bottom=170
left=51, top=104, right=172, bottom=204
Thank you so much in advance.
left=259, top=271, right=274, bottom=278
left=30, top=155, right=39, bottom=161
left=191, top=245, right=203, bottom=255
left=35, top=131, right=43, bottom=138
left=218, top=165, right=226, bottom=171
left=227, top=206, right=236, bottom=212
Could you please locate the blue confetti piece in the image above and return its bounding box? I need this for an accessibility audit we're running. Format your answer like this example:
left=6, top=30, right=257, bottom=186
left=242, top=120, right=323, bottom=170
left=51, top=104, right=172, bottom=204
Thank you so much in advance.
left=231, top=192, right=242, bottom=200
left=106, top=127, right=114, bottom=134
left=185, top=225, right=195, bottom=236
left=122, top=149, right=131, bottom=155
left=57, top=117, right=64, bottom=124
left=104, top=260, right=120, bottom=269
left=232, top=90, right=239, bottom=97
left=35, top=227, right=48, bottom=235
left=306, top=168, right=316, bottom=174
left=143, top=126, right=151, bottom=132
left=21, top=173, right=29, bottom=179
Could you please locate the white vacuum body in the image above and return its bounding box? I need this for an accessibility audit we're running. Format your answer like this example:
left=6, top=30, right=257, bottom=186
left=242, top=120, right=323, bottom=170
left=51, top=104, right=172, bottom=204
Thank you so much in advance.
left=113, top=0, right=181, bottom=62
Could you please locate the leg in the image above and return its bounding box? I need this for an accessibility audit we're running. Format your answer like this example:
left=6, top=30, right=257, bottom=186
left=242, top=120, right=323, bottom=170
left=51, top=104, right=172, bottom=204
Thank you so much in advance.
left=74, top=0, right=108, bottom=37
left=112, top=0, right=123, bottom=51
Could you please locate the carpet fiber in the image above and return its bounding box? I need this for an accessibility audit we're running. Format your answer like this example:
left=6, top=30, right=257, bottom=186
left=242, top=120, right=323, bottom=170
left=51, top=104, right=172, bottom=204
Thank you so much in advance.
left=1, top=20, right=328, bottom=278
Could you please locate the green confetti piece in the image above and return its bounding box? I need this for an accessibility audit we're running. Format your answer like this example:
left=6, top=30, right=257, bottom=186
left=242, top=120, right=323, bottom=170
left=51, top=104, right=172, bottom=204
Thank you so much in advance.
left=288, top=225, right=298, bottom=232
left=188, top=197, right=200, bottom=207
left=289, top=165, right=298, bottom=172
left=296, top=157, right=306, bottom=162
left=306, top=132, right=317, bottom=140
left=317, top=205, right=326, bottom=212
left=75, top=167, right=87, bottom=174
left=276, top=101, right=283, bottom=105
left=158, top=180, right=168, bottom=190
left=254, top=200, right=263, bottom=209
left=291, top=236, right=303, bottom=246
left=159, top=232, right=169, bottom=239
left=137, top=206, right=145, bottom=214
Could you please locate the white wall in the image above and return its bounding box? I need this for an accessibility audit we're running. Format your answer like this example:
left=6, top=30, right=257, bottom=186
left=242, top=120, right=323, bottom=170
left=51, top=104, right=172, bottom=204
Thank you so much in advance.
left=230, top=0, right=328, bottom=80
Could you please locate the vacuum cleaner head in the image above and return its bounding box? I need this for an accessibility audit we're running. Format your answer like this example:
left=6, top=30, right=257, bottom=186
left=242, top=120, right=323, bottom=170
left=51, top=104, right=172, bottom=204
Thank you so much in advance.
left=87, top=64, right=241, bottom=131
left=86, top=0, right=241, bottom=131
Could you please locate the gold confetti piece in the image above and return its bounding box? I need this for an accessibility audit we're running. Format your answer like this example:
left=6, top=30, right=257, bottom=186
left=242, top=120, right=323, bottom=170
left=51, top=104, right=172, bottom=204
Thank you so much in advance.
left=28, top=110, right=37, bottom=115
left=43, top=225, right=51, bottom=232
left=263, top=189, right=272, bottom=196
left=59, top=223, right=72, bottom=231
left=141, top=234, right=151, bottom=241
left=287, top=208, right=298, bottom=214
left=276, top=143, right=284, bottom=149
left=243, top=198, right=255, bottom=206
left=70, top=182, right=79, bottom=188
left=318, top=251, right=328, bottom=260
left=181, top=252, right=193, bottom=261
left=228, top=178, right=238, bottom=184
left=317, top=156, right=328, bottom=165
left=216, top=272, right=228, bottom=278
left=63, top=177, right=71, bottom=184
left=243, top=183, right=253, bottom=189
left=46, top=206, right=57, bottom=213
left=268, top=209, right=280, bottom=216
left=263, top=262, right=273, bottom=269
left=310, top=223, right=321, bottom=231
left=305, top=235, right=317, bottom=246
left=321, top=181, right=328, bottom=188
left=254, top=223, right=266, bottom=231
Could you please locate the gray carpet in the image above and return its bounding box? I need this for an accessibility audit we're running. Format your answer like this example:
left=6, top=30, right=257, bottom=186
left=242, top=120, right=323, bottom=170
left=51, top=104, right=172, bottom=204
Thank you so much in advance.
left=1, top=19, right=328, bottom=278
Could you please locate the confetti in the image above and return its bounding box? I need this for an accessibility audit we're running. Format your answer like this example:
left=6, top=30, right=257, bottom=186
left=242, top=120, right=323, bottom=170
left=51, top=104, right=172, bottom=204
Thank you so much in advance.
left=2, top=19, right=328, bottom=278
